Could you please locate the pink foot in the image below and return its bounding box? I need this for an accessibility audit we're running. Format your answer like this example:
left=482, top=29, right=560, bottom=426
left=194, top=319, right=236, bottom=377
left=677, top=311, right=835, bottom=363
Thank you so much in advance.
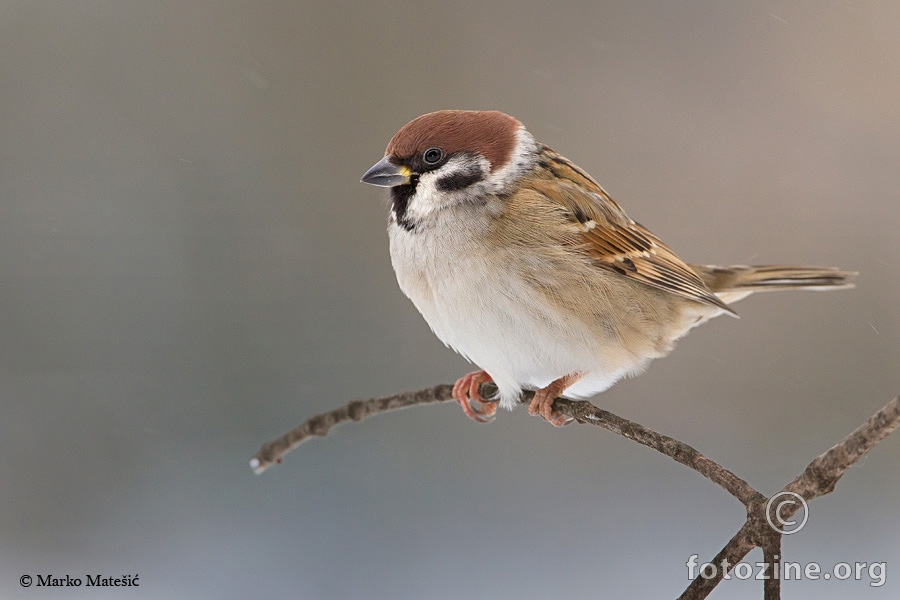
left=527, top=373, right=584, bottom=427
left=452, top=370, right=497, bottom=423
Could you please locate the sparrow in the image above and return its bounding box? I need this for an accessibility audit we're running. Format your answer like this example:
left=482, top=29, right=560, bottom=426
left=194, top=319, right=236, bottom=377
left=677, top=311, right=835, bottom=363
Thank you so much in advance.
left=361, top=110, right=854, bottom=426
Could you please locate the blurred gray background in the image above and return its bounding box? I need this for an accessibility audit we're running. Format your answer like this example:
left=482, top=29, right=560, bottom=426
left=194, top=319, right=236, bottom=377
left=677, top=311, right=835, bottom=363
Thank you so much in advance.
left=1, top=1, right=898, bottom=598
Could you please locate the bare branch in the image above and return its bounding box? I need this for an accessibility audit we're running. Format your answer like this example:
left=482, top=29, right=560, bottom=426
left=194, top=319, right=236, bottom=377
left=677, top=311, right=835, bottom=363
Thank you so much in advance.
left=679, top=396, right=900, bottom=599
left=252, top=385, right=761, bottom=506
left=250, top=384, right=455, bottom=474
left=250, top=388, right=900, bottom=600
left=554, top=398, right=764, bottom=506
left=784, top=396, right=900, bottom=502
left=678, top=522, right=756, bottom=600
left=762, top=533, right=782, bottom=600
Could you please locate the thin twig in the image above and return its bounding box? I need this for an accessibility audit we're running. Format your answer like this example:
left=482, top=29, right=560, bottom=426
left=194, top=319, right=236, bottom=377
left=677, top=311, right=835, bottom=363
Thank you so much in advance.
left=677, top=522, right=757, bottom=600
left=762, top=534, right=782, bottom=600
left=554, top=398, right=763, bottom=506
left=784, top=395, right=900, bottom=502
left=250, top=390, right=899, bottom=600
left=678, top=396, right=900, bottom=600
left=250, top=384, right=455, bottom=474
left=252, top=385, right=760, bottom=507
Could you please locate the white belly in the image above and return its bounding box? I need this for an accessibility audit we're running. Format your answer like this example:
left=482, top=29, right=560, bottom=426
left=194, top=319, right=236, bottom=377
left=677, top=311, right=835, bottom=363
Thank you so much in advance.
left=388, top=215, right=648, bottom=409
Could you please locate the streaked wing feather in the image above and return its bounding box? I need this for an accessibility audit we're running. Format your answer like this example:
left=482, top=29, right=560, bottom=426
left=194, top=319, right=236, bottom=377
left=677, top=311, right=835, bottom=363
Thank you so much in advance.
left=530, top=149, right=734, bottom=313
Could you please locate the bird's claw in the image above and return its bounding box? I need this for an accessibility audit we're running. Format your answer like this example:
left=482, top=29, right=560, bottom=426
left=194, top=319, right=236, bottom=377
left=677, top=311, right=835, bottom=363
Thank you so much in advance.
left=452, top=370, right=497, bottom=423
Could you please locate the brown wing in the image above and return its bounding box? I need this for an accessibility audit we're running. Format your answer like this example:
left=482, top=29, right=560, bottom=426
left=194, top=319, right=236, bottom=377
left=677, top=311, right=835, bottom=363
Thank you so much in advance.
left=526, top=148, right=734, bottom=314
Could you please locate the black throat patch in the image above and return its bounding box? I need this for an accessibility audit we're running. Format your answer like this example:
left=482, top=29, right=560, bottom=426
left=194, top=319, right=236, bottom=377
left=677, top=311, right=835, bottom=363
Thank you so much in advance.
left=390, top=176, right=418, bottom=231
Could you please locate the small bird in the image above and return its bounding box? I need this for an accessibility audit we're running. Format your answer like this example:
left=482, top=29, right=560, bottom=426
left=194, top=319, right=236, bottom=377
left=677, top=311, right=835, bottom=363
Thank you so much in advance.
left=361, top=110, right=854, bottom=426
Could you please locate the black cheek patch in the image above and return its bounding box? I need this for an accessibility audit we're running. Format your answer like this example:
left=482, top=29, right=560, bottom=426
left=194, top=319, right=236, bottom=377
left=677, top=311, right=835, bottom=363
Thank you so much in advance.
left=436, top=167, right=484, bottom=192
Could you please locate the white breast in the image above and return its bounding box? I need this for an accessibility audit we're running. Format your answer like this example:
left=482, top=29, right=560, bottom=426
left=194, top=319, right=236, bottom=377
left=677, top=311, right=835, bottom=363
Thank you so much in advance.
left=388, top=207, right=643, bottom=410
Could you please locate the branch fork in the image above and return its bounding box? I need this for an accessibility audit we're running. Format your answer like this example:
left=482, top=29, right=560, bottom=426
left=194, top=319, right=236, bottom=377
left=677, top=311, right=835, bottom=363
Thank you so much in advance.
left=251, top=387, right=899, bottom=600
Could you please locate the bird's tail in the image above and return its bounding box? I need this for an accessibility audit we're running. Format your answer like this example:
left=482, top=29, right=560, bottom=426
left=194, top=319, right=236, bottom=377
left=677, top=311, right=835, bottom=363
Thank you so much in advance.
left=690, top=264, right=856, bottom=306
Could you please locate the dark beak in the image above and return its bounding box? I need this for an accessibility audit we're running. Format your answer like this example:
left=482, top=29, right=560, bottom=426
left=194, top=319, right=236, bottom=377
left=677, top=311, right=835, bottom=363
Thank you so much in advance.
left=360, top=156, right=411, bottom=187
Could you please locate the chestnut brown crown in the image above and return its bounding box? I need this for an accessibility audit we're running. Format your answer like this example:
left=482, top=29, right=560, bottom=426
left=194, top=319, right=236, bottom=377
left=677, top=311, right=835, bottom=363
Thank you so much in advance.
left=385, top=110, right=521, bottom=171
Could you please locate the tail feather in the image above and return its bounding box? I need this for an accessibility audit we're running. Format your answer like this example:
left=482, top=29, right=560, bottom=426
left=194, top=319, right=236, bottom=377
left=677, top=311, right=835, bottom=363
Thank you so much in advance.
left=690, top=264, right=856, bottom=307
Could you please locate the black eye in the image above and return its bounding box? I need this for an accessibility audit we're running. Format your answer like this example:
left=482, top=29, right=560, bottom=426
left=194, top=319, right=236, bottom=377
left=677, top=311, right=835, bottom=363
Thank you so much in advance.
left=422, top=147, right=444, bottom=165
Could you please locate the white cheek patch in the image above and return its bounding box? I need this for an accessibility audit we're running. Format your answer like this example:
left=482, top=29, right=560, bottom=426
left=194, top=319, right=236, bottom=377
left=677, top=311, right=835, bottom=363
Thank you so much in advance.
left=404, top=177, right=444, bottom=222
left=405, top=155, right=491, bottom=223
